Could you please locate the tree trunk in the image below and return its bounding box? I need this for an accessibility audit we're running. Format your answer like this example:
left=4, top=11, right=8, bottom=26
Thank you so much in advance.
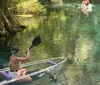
left=0, top=0, right=17, bottom=35
left=0, top=9, right=14, bottom=33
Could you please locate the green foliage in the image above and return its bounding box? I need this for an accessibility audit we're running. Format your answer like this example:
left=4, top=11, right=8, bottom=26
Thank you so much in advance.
left=17, top=0, right=46, bottom=15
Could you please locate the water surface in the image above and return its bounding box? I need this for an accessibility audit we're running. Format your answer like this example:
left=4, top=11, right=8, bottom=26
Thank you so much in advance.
left=0, top=3, right=100, bottom=85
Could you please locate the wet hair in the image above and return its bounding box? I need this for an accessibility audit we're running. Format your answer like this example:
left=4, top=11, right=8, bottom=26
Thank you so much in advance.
left=11, top=46, right=20, bottom=54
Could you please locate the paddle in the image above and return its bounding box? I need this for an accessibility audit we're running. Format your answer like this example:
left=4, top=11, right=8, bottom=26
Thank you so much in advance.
left=0, top=36, right=41, bottom=70
left=26, top=36, right=41, bottom=53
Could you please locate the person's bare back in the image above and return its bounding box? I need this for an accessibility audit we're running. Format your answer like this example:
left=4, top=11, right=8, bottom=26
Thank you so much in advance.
left=8, top=46, right=32, bottom=82
left=10, top=55, right=20, bottom=70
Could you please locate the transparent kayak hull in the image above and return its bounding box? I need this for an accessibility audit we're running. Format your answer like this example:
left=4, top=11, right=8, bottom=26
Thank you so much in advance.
left=0, top=57, right=67, bottom=85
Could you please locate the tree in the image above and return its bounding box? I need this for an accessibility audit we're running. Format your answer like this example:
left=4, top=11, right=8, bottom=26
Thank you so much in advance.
left=0, top=0, right=18, bottom=36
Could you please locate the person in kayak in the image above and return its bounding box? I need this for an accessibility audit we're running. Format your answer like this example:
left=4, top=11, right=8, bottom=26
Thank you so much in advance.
left=8, top=46, right=32, bottom=82
left=82, top=0, right=89, bottom=5
left=81, top=0, right=90, bottom=15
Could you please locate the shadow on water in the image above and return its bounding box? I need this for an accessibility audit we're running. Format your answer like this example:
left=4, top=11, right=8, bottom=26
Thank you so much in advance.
left=0, top=47, right=11, bottom=68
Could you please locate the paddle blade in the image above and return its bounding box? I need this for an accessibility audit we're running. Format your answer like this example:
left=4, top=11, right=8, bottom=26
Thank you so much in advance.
left=29, top=36, right=41, bottom=50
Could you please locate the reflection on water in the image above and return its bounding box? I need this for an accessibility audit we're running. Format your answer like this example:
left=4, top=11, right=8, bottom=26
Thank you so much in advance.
left=0, top=48, right=11, bottom=68
left=0, top=3, right=100, bottom=85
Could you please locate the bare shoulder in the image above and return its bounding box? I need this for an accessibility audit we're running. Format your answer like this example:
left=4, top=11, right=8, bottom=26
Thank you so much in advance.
left=10, top=55, right=17, bottom=60
left=10, top=56, right=19, bottom=64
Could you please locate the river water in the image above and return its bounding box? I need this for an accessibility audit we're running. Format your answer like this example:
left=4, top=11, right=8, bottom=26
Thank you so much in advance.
left=0, top=3, right=100, bottom=85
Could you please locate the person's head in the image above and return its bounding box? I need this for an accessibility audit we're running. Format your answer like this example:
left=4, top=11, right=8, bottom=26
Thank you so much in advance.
left=11, top=46, right=20, bottom=55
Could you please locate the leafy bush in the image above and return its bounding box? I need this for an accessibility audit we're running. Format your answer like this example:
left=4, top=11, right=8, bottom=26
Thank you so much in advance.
left=17, top=0, right=46, bottom=15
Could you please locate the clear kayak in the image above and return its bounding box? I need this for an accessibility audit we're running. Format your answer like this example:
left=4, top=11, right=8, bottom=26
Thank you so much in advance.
left=0, top=57, right=67, bottom=85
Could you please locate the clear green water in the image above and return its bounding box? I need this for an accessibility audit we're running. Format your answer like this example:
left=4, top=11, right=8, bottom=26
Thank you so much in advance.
left=0, top=3, right=100, bottom=85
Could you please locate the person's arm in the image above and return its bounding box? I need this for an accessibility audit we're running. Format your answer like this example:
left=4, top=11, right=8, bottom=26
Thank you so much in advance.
left=16, top=48, right=30, bottom=62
